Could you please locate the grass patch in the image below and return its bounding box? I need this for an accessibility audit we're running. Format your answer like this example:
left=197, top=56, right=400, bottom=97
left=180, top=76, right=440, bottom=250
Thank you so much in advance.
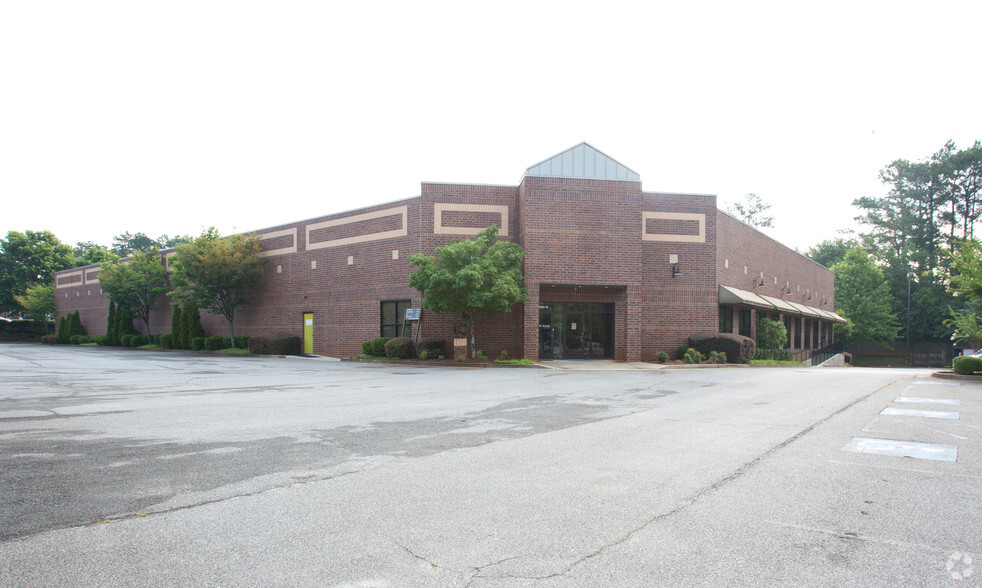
left=80, top=342, right=99, bottom=347
left=353, top=354, right=399, bottom=361
left=137, top=344, right=161, bottom=350
left=749, top=359, right=805, bottom=365
left=494, top=358, right=535, bottom=365
left=216, top=347, right=251, bottom=354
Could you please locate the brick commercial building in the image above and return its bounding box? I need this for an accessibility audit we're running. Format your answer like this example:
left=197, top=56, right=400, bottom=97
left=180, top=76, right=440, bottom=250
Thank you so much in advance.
left=54, top=143, right=844, bottom=361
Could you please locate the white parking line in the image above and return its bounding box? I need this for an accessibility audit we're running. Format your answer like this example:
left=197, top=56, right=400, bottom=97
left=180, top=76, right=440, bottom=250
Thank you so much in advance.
left=881, top=407, right=960, bottom=419
left=842, top=437, right=958, bottom=462
left=894, top=396, right=961, bottom=406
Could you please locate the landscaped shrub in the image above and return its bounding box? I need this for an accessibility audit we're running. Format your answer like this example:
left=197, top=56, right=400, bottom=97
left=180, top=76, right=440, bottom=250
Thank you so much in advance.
left=689, top=334, right=756, bottom=364
left=106, top=300, right=117, bottom=346
left=234, top=336, right=249, bottom=349
left=170, top=306, right=184, bottom=349
left=656, top=351, right=669, bottom=363
left=953, top=355, right=981, bottom=375
left=191, top=337, right=206, bottom=351
left=247, top=336, right=271, bottom=355
left=384, top=337, right=415, bottom=359
left=121, top=334, right=134, bottom=348
left=675, top=344, right=690, bottom=360
left=182, top=306, right=205, bottom=350
left=708, top=351, right=727, bottom=364
left=205, top=335, right=225, bottom=351
left=132, top=335, right=150, bottom=347
left=753, top=348, right=793, bottom=361
left=269, top=335, right=301, bottom=355
left=57, top=316, right=69, bottom=343
left=159, top=334, right=173, bottom=349
left=115, top=305, right=137, bottom=345
left=417, top=338, right=444, bottom=358
left=684, top=348, right=704, bottom=364
left=40, top=335, right=59, bottom=344
left=95, top=335, right=109, bottom=346
left=69, top=335, right=90, bottom=345
left=362, top=337, right=391, bottom=357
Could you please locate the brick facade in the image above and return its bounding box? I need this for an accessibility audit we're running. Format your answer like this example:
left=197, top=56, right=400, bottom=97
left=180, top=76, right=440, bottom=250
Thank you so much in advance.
left=54, top=144, right=840, bottom=361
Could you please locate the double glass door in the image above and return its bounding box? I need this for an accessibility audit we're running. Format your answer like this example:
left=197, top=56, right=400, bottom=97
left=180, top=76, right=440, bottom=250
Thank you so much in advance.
left=538, top=302, right=613, bottom=359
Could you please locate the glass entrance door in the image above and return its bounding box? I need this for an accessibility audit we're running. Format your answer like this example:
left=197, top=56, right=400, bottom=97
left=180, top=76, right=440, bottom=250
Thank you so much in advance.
left=538, top=301, right=614, bottom=360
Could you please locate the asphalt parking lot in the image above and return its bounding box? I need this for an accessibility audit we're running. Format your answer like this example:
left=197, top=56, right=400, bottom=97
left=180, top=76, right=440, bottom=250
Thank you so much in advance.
left=1, top=344, right=979, bottom=586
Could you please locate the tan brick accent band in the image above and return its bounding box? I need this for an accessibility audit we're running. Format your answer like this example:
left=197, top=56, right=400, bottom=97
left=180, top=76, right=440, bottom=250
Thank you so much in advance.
left=642, top=211, right=706, bottom=243
left=257, top=228, right=298, bottom=258
left=306, top=206, right=408, bottom=250
left=434, top=203, right=509, bottom=236
left=56, top=270, right=83, bottom=288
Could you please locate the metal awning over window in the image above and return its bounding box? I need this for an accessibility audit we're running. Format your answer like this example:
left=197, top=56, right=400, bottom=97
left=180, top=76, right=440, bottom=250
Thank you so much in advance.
left=719, top=286, right=847, bottom=323
left=718, top=285, right=775, bottom=310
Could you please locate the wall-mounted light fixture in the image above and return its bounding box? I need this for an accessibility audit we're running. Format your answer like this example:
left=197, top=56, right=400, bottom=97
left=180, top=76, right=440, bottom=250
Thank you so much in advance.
left=821, top=296, right=829, bottom=306
left=782, top=282, right=792, bottom=295
left=752, top=276, right=766, bottom=290
left=670, top=254, right=681, bottom=278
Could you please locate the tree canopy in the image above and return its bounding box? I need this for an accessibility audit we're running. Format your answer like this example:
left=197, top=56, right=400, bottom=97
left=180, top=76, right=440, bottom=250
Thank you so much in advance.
left=111, top=232, right=183, bottom=257
left=98, top=248, right=170, bottom=338
left=830, top=247, right=902, bottom=346
left=0, top=230, right=76, bottom=314
left=13, top=283, right=54, bottom=333
left=408, top=225, right=527, bottom=357
left=168, top=228, right=265, bottom=344
left=726, top=193, right=774, bottom=229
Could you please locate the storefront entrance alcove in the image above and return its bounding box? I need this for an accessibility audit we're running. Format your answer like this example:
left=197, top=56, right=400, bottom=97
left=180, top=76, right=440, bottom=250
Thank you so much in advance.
left=537, top=285, right=623, bottom=360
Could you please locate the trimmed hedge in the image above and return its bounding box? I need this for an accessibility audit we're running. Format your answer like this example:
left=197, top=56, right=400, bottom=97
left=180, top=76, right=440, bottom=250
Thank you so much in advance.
left=247, top=336, right=271, bottom=355
left=689, top=334, right=756, bottom=364
left=69, top=335, right=90, bottom=345
left=40, top=335, right=59, bottom=344
left=269, top=335, right=301, bottom=355
left=754, top=348, right=793, bottom=361
left=384, top=337, right=415, bottom=359
left=234, top=336, right=249, bottom=349
left=159, top=334, right=174, bottom=349
left=953, top=355, right=981, bottom=375
left=362, top=337, right=390, bottom=358
left=191, top=337, right=206, bottom=351
left=205, top=336, right=225, bottom=351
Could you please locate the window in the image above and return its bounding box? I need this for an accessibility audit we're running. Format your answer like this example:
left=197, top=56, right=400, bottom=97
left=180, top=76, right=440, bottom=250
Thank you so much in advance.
left=794, top=317, right=802, bottom=349
left=380, top=300, right=412, bottom=338
left=739, top=309, right=751, bottom=338
left=719, top=306, right=733, bottom=333
left=804, top=320, right=812, bottom=349
left=783, top=316, right=791, bottom=349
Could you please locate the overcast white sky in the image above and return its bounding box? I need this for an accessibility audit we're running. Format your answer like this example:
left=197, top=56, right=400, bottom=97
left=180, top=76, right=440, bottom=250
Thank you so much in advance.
left=3, top=1, right=981, bottom=253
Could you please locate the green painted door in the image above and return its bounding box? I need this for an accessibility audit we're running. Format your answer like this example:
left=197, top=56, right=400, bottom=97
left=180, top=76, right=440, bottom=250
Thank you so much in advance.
left=303, top=313, right=314, bottom=354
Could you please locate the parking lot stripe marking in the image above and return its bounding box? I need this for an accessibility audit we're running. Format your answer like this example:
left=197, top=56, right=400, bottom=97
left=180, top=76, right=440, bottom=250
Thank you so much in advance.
left=880, top=407, right=960, bottom=419
left=913, top=381, right=960, bottom=386
left=935, top=430, right=969, bottom=440
left=894, top=396, right=961, bottom=406
left=841, top=437, right=958, bottom=462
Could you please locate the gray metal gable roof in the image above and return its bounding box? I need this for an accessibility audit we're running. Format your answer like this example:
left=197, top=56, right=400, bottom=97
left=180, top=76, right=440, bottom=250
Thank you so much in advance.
left=525, top=142, right=640, bottom=182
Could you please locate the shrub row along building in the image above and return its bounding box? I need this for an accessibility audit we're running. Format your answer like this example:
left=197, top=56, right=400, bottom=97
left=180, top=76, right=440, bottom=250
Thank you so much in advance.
left=55, top=143, right=844, bottom=361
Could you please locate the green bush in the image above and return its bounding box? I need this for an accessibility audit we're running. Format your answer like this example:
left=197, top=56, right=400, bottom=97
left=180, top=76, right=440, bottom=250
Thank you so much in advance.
left=69, top=335, right=90, bottom=345
left=159, top=334, right=173, bottom=349
left=234, top=336, right=249, bottom=349
left=170, top=306, right=184, bottom=349
left=684, top=348, right=704, bottom=364
left=656, top=351, right=669, bottom=363
left=708, top=350, right=727, bottom=364
left=191, top=337, right=206, bottom=351
left=182, top=306, right=205, bottom=350
left=417, top=338, right=445, bottom=358
left=362, top=337, right=391, bottom=357
left=384, top=337, right=415, bottom=359
left=269, top=335, right=301, bottom=355
left=754, top=348, right=793, bottom=361
left=40, top=335, right=59, bottom=344
left=675, top=344, right=690, bottom=360
left=952, top=355, right=981, bottom=375
left=689, top=334, right=755, bottom=364
left=247, top=336, right=271, bottom=355
left=94, top=335, right=108, bottom=346
left=131, top=335, right=149, bottom=347
left=756, top=318, right=787, bottom=351
left=57, top=316, right=69, bottom=343
left=205, top=335, right=225, bottom=351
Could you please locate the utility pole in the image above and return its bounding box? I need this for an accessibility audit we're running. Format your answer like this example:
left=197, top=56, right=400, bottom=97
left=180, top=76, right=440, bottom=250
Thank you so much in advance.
left=907, top=271, right=912, bottom=367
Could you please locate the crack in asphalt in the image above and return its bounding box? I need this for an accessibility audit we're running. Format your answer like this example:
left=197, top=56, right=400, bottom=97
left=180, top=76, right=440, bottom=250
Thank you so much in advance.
left=463, top=380, right=895, bottom=582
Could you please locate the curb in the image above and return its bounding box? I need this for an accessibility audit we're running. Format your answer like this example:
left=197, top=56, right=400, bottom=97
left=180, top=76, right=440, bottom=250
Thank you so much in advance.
left=931, top=370, right=982, bottom=382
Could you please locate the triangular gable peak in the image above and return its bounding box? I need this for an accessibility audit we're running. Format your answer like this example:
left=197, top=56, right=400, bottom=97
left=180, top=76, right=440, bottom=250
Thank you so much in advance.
left=524, top=142, right=640, bottom=182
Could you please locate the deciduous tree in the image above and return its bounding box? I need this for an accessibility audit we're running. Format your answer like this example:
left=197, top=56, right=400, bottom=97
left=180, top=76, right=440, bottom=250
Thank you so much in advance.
left=831, top=247, right=901, bottom=346
left=13, top=283, right=54, bottom=334
left=726, top=193, right=774, bottom=229
left=168, top=228, right=265, bottom=345
left=0, top=230, right=76, bottom=313
left=98, top=248, right=170, bottom=339
left=408, top=225, right=527, bottom=358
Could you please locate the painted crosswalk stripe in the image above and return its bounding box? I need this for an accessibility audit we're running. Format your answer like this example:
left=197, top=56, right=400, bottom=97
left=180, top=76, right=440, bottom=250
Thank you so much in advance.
left=842, top=437, right=957, bottom=462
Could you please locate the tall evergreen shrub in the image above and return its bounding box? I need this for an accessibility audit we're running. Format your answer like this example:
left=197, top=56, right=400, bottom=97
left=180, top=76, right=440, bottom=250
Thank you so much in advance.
left=106, top=300, right=117, bottom=346
left=115, top=304, right=138, bottom=345
left=57, top=316, right=69, bottom=343
left=182, top=306, right=204, bottom=350
left=170, top=306, right=184, bottom=350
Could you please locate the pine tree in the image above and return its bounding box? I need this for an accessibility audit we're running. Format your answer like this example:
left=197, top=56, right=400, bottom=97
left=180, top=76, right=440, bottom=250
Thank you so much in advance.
left=115, top=304, right=137, bottom=344
left=170, top=305, right=184, bottom=349
left=57, top=316, right=69, bottom=343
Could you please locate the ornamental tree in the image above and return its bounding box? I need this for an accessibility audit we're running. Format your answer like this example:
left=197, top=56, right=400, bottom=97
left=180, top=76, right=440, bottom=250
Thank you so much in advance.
left=13, top=283, right=54, bottom=334
left=168, top=228, right=265, bottom=346
left=408, top=225, right=527, bottom=358
left=98, top=248, right=170, bottom=339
